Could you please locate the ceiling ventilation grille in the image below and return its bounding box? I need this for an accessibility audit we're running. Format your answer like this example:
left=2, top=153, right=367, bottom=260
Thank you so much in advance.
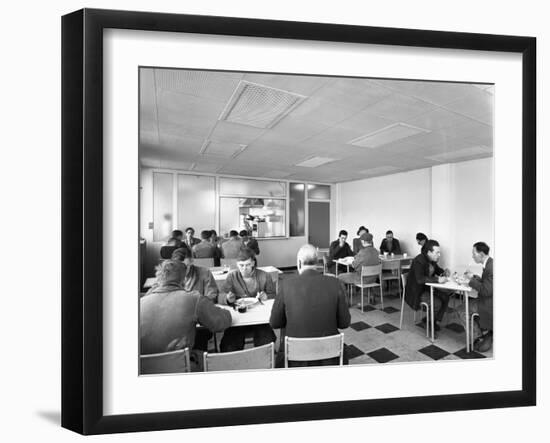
left=348, top=123, right=431, bottom=148
left=219, top=81, right=307, bottom=129
left=425, top=145, right=492, bottom=162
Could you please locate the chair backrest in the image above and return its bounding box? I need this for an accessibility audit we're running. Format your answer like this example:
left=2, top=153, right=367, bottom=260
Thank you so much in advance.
left=220, top=258, right=238, bottom=269
left=203, top=342, right=274, bottom=372
left=284, top=333, right=344, bottom=367
left=193, top=258, right=215, bottom=268
left=400, top=258, right=412, bottom=268
left=382, top=260, right=401, bottom=271
left=160, top=245, right=177, bottom=259
left=140, top=348, right=191, bottom=375
left=361, top=263, right=382, bottom=278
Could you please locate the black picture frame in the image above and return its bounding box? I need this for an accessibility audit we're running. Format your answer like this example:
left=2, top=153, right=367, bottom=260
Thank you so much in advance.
left=61, top=8, right=536, bottom=435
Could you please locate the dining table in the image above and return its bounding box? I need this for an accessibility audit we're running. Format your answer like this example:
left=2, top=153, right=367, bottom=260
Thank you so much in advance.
left=426, top=278, right=477, bottom=352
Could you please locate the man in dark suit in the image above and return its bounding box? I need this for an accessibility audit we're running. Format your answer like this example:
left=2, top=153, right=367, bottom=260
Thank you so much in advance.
left=192, top=230, right=217, bottom=258
left=270, top=244, right=351, bottom=367
left=379, top=230, right=402, bottom=255
left=404, top=239, right=450, bottom=331
left=460, top=242, right=493, bottom=352
left=328, top=230, right=354, bottom=273
left=239, top=230, right=260, bottom=256
left=183, top=227, right=201, bottom=251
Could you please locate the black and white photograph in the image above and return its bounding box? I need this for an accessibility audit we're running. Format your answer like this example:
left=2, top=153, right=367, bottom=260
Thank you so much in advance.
left=138, top=68, right=495, bottom=374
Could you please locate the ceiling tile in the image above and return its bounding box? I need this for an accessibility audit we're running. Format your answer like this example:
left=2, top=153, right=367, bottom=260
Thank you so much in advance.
left=406, top=107, right=470, bottom=131
left=441, top=88, right=494, bottom=125
left=288, top=97, right=358, bottom=126
left=312, top=78, right=393, bottom=110
left=242, top=73, right=331, bottom=95
left=209, top=120, right=265, bottom=145
left=376, top=79, right=483, bottom=106
left=361, top=93, right=437, bottom=121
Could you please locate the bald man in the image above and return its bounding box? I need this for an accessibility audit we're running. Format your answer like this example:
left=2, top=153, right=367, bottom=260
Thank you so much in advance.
left=270, top=244, right=351, bottom=367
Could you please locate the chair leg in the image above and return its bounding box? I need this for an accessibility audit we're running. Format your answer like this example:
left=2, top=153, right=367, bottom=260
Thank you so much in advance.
left=380, top=283, right=384, bottom=309
left=399, top=291, right=406, bottom=329
left=360, top=285, right=364, bottom=311
left=471, top=313, right=479, bottom=348
left=420, top=302, right=430, bottom=337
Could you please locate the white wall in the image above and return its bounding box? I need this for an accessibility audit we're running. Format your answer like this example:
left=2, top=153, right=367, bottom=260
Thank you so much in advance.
left=336, top=168, right=432, bottom=255
left=337, top=158, right=493, bottom=272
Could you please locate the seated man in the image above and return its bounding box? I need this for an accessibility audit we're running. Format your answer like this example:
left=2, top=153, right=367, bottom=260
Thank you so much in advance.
left=219, top=248, right=276, bottom=352
left=171, top=247, right=218, bottom=302
left=404, top=239, right=451, bottom=332
left=328, top=230, right=354, bottom=273
left=140, top=260, right=234, bottom=356
left=379, top=230, right=402, bottom=255
left=416, top=232, right=428, bottom=252
left=221, top=230, right=243, bottom=259
left=240, top=229, right=260, bottom=255
left=210, top=229, right=222, bottom=266
left=458, top=242, right=493, bottom=352
left=270, top=244, right=351, bottom=367
left=352, top=226, right=369, bottom=255
left=340, top=232, right=380, bottom=282
left=183, top=227, right=201, bottom=251
left=160, top=229, right=186, bottom=258
left=192, top=230, right=216, bottom=258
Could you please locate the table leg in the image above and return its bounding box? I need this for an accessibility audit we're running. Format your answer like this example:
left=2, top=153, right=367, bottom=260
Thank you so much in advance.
left=465, top=292, right=470, bottom=353
left=430, top=286, right=435, bottom=342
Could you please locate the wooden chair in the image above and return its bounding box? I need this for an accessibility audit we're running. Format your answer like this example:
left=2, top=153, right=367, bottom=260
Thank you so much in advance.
left=381, top=259, right=402, bottom=297
left=193, top=258, right=215, bottom=268
left=353, top=264, right=383, bottom=310
left=220, top=258, right=238, bottom=270
left=399, top=273, right=430, bottom=336
left=203, top=342, right=275, bottom=372
left=140, top=348, right=191, bottom=375
left=284, top=333, right=345, bottom=367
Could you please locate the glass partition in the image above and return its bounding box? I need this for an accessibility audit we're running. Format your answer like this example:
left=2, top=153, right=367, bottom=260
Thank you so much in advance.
left=220, top=197, right=286, bottom=238
left=153, top=172, right=173, bottom=242
left=307, top=183, right=331, bottom=200
left=177, top=174, right=216, bottom=234
left=219, top=177, right=286, bottom=197
left=289, top=183, right=305, bottom=237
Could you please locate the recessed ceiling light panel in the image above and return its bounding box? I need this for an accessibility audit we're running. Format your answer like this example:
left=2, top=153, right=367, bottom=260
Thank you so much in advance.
left=295, top=156, right=339, bottom=168
left=348, top=123, right=431, bottom=148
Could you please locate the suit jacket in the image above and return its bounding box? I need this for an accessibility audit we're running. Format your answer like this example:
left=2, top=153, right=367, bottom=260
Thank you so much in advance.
left=140, top=288, right=231, bottom=354
left=468, top=257, right=493, bottom=330
left=379, top=238, right=402, bottom=254
left=242, top=237, right=260, bottom=255
left=404, top=253, right=444, bottom=310
left=222, top=268, right=276, bottom=301
left=183, top=237, right=201, bottom=251
left=192, top=240, right=216, bottom=258
left=183, top=264, right=219, bottom=302
left=352, top=237, right=365, bottom=255
left=328, top=240, right=353, bottom=262
left=221, top=238, right=243, bottom=259
left=270, top=269, right=351, bottom=338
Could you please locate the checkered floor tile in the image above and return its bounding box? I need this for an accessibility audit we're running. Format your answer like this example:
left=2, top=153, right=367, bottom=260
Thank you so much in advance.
left=368, top=347, right=399, bottom=363
left=445, top=322, right=465, bottom=333
left=375, top=323, right=400, bottom=334
left=418, top=344, right=450, bottom=360
left=345, top=344, right=365, bottom=359
left=349, top=321, right=371, bottom=331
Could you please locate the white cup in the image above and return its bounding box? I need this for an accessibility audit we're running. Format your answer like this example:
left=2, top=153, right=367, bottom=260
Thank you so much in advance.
left=403, top=253, right=408, bottom=258
left=383, top=252, right=388, bottom=257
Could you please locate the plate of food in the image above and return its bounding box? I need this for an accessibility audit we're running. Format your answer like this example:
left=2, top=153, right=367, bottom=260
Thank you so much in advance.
left=235, top=297, right=259, bottom=312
